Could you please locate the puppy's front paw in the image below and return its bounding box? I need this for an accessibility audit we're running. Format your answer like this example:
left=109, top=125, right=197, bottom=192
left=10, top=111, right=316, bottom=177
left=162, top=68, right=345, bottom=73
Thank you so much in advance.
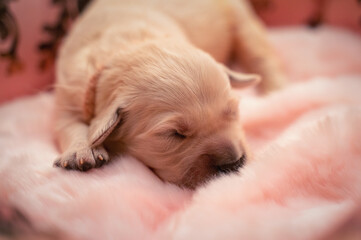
left=54, top=145, right=109, bottom=171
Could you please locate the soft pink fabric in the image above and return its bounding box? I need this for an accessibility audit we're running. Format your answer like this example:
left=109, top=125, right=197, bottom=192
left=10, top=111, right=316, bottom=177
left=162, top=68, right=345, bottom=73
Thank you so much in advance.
left=0, top=26, right=361, bottom=239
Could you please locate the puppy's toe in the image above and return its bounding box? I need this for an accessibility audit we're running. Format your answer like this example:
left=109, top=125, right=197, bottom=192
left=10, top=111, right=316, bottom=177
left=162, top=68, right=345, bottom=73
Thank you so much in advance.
left=54, top=145, right=109, bottom=171
left=54, top=152, right=76, bottom=169
left=75, top=147, right=97, bottom=171
left=92, top=146, right=109, bottom=167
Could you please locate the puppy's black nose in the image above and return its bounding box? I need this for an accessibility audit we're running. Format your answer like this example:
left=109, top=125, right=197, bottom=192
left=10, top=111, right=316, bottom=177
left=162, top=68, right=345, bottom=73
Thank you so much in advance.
left=216, top=154, right=246, bottom=174
left=216, top=159, right=243, bottom=173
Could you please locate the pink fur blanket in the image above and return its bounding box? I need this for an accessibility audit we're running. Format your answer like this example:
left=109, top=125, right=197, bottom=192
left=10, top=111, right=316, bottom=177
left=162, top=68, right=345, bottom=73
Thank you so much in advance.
left=1, top=26, right=361, bottom=239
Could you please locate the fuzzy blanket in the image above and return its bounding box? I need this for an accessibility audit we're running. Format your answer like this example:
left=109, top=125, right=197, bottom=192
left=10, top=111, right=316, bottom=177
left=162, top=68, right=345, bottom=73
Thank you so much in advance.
left=1, top=26, right=361, bottom=240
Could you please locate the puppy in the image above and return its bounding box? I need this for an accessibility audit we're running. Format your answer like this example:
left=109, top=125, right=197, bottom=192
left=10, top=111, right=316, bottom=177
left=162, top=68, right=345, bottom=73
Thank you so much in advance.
left=54, top=0, right=284, bottom=188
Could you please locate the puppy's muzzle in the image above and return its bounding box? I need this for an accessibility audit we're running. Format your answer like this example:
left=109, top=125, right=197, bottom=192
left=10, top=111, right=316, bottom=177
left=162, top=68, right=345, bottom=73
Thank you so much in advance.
left=205, top=144, right=246, bottom=174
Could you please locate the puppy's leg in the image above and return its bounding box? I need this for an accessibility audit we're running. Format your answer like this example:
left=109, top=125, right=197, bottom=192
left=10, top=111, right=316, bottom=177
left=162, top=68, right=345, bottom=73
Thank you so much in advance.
left=54, top=114, right=109, bottom=171
left=231, top=0, right=286, bottom=93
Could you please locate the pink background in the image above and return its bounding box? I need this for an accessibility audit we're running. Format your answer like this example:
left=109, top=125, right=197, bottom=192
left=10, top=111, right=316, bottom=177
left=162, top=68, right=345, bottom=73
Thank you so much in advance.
left=0, top=0, right=360, bottom=104
left=0, top=1, right=59, bottom=104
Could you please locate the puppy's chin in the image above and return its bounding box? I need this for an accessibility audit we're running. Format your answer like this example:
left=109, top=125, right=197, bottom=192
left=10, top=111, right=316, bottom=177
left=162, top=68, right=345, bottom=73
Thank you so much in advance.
left=157, top=169, right=215, bottom=190
left=177, top=167, right=216, bottom=190
left=152, top=157, right=217, bottom=190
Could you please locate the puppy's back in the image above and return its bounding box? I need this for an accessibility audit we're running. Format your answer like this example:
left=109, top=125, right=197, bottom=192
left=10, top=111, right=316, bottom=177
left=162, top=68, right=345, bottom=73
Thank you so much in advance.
left=55, top=0, right=236, bottom=116
left=55, top=0, right=184, bottom=115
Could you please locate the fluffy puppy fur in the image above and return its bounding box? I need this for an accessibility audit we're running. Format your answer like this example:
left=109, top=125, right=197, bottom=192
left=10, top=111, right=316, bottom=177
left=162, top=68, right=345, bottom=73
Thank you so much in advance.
left=54, top=0, right=284, bottom=188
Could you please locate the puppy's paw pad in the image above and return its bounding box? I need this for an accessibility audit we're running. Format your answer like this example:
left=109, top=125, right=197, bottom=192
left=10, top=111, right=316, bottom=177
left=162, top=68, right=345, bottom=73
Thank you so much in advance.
left=54, top=146, right=109, bottom=171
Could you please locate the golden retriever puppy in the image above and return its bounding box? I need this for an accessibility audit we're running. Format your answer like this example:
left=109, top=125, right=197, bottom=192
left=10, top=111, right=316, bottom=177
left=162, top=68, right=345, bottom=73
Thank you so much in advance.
left=54, top=0, right=284, bottom=188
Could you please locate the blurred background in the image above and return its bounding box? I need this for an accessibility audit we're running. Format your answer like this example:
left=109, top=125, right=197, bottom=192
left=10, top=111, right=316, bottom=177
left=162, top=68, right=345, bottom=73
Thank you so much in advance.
left=0, top=0, right=360, bottom=104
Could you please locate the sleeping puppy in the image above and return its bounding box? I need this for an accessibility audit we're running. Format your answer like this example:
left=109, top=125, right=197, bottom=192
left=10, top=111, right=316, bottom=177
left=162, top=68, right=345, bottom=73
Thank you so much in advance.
left=54, top=0, right=285, bottom=188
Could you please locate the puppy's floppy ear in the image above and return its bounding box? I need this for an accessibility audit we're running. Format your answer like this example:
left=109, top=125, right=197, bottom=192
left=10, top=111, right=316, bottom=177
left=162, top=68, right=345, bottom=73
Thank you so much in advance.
left=222, top=65, right=261, bottom=88
left=88, top=103, right=123, bottom=147
left=83, top=65, right=124, bottom=147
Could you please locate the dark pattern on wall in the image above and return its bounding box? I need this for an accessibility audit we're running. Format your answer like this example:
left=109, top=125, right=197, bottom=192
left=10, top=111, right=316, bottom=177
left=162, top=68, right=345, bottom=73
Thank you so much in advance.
left=250, top=0, right=273, bottom=13
left=0, top=0, right=23, bottom=75
left=38, top=0, right=92, bottom=71
left=307, top=0, right=328, bottom=28
left=0, top=0, right=92, bottom=76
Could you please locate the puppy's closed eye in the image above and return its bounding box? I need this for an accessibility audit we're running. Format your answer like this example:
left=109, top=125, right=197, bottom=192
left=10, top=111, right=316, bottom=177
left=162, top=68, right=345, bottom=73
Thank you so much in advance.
left=159, top=129, right=186, bottom=140
left=172, top=130, right=187, bottom=139
left=159, top=119, right=190, bottom=140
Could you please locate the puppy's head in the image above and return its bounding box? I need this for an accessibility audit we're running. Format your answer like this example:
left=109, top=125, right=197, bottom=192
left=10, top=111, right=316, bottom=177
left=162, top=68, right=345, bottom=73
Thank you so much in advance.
left=87, top=42, right=259, bottom=189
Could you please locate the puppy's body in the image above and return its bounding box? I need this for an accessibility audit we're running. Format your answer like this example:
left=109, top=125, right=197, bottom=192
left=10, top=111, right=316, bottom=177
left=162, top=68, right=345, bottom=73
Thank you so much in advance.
left=55, top=0, right=284, bottom=188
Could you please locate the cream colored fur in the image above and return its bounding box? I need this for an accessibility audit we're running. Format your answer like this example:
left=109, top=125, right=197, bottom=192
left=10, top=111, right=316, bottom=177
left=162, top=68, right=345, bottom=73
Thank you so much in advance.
left=54, top=0, right=284, bottom=188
